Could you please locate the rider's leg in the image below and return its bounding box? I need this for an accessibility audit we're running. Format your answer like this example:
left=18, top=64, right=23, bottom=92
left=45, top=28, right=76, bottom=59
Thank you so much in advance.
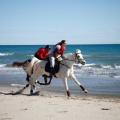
left=49, top=54, right=55, bottom=77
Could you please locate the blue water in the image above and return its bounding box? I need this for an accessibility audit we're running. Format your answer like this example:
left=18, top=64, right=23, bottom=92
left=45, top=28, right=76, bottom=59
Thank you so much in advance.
left=0, top=44, right=120, bottom=96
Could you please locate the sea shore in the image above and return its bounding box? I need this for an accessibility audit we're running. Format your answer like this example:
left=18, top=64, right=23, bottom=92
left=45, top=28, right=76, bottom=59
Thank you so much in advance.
left=0, top=87, right=120, bottom=120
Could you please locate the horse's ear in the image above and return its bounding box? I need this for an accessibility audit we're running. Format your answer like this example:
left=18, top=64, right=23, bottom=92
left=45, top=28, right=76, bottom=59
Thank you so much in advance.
left=76, top=49, right=81, bottom=54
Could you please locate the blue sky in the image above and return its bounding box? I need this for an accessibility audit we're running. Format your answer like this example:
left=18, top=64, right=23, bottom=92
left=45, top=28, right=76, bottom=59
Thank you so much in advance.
left=0, top=0, right=120, bottom=45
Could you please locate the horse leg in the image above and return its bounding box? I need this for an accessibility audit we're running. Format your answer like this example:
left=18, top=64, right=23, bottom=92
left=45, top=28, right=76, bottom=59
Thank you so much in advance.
left=12, top=83, right=30, bottom=95
left=62, top=78, right=70, bottom=97
left=26, top=73, right=30, bottom=82
left=22, top=83, right=30, bottom=92
left=29, top=78, right=35, bottom=94
left=24, top=83, right=29, bottom=89
left=26, top=73, right=37, bottom=90
left=37, top=75, right=52, bottom=85
left=29, top=74, right=41, bottom=94
left=69, top=74, right=88, bottom=93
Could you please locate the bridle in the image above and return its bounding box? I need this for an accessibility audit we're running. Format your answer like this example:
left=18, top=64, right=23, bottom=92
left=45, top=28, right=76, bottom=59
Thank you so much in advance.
left=75, top=53, right=85, bottom=63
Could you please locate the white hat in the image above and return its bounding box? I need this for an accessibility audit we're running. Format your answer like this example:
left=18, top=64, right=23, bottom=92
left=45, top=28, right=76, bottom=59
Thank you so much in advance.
left=76, top=49, right=81, bottom=54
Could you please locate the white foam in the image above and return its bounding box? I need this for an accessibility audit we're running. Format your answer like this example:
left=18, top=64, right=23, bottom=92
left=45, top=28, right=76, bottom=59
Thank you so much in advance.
left=114, top=76, right=120, bottom=79
left=114, top=65, right=120, bottom=69
left=84, top=63, right=96, bottom=67
left=0, top=64, right=6, bottom=67
left=27, top=55, right=34, bottom=57
left=0, top=53, right=14, bottom=56
left=101, top=65, right=111, bottom=69
left=83, top=54, right=91, bottom=57
left=11, top=84, right=25, bottom=87
left=101, top=65, right=120, bottom=69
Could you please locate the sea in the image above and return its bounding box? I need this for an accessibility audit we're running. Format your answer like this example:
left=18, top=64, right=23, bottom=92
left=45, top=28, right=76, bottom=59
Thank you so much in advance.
left=0, top=44, right=120, bottom=97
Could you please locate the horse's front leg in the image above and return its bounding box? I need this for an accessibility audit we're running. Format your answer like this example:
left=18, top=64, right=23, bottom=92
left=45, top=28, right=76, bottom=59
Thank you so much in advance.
left=62, top=77, right=70, bottom=97
left=69, top=74, right=88, bottom=93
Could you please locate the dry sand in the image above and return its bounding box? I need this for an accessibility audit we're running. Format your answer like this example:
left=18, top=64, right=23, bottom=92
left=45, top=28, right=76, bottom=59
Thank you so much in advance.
left=0, top=87, right=120, bottom=120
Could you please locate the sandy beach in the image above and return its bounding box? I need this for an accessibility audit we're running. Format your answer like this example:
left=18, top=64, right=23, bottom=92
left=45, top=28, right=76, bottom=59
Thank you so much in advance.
left=0, top=87, right=120, bottom=120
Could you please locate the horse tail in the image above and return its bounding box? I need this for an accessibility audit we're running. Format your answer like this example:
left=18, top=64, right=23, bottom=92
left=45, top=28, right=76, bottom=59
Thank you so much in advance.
left=12, top=59, right=31, bottom=67
left=12, top=58, right=38, bottom=76
left=12, top=61, right=24, bottom=67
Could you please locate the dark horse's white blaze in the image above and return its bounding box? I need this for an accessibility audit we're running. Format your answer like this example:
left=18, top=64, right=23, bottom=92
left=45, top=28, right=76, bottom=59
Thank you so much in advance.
left=13, top=49, right=88, bottom=96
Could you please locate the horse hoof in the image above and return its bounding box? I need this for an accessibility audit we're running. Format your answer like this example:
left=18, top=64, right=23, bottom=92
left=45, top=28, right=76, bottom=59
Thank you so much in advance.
left=30, top=90, right=33, bottom=94
left=67, top=91, right=71, bottom=97
left=32, top=91, right=40, bottom=95
left=33, top=85, right=36, bottom=90
left=84, top=90, right=88, bottom=93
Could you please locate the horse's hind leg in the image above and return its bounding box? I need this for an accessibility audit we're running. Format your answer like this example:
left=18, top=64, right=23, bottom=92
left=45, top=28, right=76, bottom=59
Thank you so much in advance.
left=26, top=73, right=37, bottom=89
left=26, top=74, right=30, bottom=82
left=29, top=75, right=40, bottom=94
left=12, top=83, right=29, bottom=95
left=69, top=74, right=88, bottom=93
left=23, top=84, right=29, bottom=90
left=37, top=75, right=52, bottom=85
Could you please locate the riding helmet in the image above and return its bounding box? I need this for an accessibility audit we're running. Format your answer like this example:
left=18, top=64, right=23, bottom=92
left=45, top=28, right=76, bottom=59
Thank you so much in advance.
left=45, top=45, right=51, bottom=49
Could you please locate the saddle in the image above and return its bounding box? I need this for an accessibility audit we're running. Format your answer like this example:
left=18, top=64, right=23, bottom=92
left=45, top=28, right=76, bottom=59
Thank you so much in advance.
left=45, top=59, right=60, bottom=75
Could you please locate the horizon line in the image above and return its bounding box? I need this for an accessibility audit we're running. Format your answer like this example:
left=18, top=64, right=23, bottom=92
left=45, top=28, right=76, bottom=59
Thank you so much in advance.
left=0, top=43, right=120, bottom=45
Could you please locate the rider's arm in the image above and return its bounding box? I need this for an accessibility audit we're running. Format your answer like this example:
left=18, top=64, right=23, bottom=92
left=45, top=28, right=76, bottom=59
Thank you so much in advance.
left=44, top=53, right=49, bottom=60
left=53, top=45, right=60, bottom=57
left=53, top=48, right=58, bottom=57
left=39, top=54, right=45, bottom=60
left=60, top=52, right=66, bottom=60
left=39, top=49, right=46, bottom=60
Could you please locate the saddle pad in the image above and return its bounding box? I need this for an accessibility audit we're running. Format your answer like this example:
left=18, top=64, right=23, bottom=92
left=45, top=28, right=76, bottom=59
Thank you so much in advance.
left=45, top=61, right=60, bottom=74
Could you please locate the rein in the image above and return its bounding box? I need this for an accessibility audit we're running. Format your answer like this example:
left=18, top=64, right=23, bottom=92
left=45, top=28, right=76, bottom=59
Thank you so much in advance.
left=63, top=58, right=74, bottom=61
left=60, top=53, right=79, bottom=68
left=60, top=63, right=71, bottom=69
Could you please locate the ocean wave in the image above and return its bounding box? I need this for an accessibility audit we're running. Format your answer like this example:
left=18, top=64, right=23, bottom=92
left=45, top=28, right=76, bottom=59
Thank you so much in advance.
left=11, top=84, right=25, bottom=87
left=74, top=63, right=120, bottom=69
left=1, top=62, right=120, bottom=70
left=73, top=63, right=120, bottom=78
left=0, top=64, right=13, bottom=68
left=27, top=55, right=34, bottom=57
left=0, top=64, right=6, bottom=67
left=114, top=65, right=120, bottom=69
left=83, top=54, right=91, bottom=57
left=99, top=64, right=120, bottom=69
left=74, top=69, right=120, bottom=78
left=0, top=62, right=120, bottom=79
left=0, top=53, right=14, bottom=56
left=114, top=76, right=120, bottom=79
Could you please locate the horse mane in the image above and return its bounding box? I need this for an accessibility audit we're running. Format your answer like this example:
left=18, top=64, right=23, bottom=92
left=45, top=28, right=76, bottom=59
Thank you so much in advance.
left=64, top=53, right=73, bottom=58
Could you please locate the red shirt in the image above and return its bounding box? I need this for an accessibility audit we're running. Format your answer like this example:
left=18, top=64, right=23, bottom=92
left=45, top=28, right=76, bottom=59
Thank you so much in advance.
left=56, top=45, right=65, bottom=54
left=54, top=44, right=65, bottom=55
left=35, top=48, right=49, bottom=60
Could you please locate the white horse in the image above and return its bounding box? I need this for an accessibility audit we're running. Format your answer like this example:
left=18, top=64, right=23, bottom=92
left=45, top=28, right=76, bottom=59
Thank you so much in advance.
left=13, top=49, right=88, bottom=96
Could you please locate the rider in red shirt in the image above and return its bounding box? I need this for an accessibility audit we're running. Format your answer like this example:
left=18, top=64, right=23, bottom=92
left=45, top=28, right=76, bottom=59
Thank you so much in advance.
left=35, top=45, right=51, bottom=60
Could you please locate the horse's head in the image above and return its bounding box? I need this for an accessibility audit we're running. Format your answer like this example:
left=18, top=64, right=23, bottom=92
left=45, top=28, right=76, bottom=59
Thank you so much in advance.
left=75, top=49, right=86, bottom=65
